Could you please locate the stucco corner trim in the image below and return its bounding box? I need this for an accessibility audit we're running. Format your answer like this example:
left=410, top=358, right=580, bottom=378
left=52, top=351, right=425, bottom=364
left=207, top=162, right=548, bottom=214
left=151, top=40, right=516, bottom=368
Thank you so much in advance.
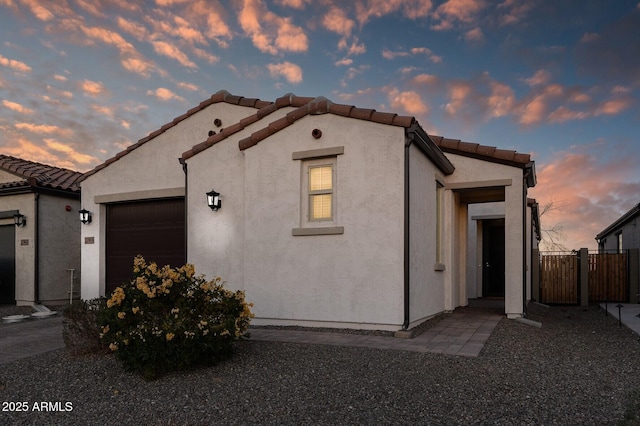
left=292, top=226, right=344, bottom=236
left=434, top=263, right=446, bottom=271
left=292, top=146, right=344, bottom=160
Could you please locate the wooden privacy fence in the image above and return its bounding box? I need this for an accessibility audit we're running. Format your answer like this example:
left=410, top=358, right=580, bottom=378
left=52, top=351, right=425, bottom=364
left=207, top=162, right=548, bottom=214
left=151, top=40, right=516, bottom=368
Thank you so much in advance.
left=588, top=252, right=627, bottom=302
left=540, top=253, right=578, bottom=304
left=539, top=250, right=630, bottom=305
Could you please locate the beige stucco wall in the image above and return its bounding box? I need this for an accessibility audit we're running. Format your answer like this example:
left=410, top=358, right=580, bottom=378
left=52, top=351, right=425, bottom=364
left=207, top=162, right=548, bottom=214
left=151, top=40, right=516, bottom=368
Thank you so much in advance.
left=187, top=114, right=407, bottom=330
left=38, top=195, right=81, bottom=304
left=444, top=153, right=526, bottom=318
left=0, top=193, right=35, bottom=305
left=408, top=143, right=446, bottom=326
left=80, top=102, right=265, bottom=300
left=0, top=193, right=80, bottom=305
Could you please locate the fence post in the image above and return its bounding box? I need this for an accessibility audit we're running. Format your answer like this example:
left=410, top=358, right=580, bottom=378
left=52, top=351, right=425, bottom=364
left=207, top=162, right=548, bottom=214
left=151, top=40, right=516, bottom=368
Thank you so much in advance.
left=629, top=248, right=639, bottom=304
left=580, top=248, right=589, bottom=306
left=531, top=248, right=540, bottom=302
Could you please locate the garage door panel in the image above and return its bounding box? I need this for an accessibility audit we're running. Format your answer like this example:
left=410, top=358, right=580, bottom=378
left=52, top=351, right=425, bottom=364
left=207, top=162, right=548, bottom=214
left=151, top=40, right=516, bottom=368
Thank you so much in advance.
left=106, top=198, right=185, bottom=295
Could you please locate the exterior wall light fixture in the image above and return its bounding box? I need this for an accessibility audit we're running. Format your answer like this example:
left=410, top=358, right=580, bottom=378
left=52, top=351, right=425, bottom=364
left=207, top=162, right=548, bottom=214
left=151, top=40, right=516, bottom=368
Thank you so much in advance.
left=13, top=213, right=26, bottom=227
left=79, top=208, right=92, bottom=224
left=206, top=189, right=221, bottom=211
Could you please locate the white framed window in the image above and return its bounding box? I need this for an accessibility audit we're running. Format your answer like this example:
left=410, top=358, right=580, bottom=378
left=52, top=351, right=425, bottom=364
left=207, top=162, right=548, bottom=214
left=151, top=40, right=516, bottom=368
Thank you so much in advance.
left=291, top=147, right=344, bottom=236
left=302, top=157, right=336, bottom=224
left=308, top=164, right=333, bottom=221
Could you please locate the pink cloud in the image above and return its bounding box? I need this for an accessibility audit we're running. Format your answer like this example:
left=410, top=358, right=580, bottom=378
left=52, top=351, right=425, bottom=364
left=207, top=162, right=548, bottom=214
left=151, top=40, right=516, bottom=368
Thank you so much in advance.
left=80, top=79, right=105, bottom=97
left=389, top=89, right=429, bottom=115
left=15, top=122, right=74, bottom=137
left=412, top=74, right=439, bottom=85
left=151, top=40, right=197, bottom=68
left=432, top=0, right=486, bottom=31
left=354, top=0, right=433, bottom=25
left=323, top=6, right=355, bottom=37
left=238, top=0, right=308, bottom=54
left=530, top=141, right=640, bottom=250
left=146, top=88, right=186, bottom=102
left=0, top=54, right=32, bottom=73
left=464, top=27, right=483, bottom=42
left=21, top=0, right=54, bottom=21
left=267, top=62, right=303, bottom=84
left=523, top=69, right=552, bottom=86
left=2, top=100, right=34, bottom=114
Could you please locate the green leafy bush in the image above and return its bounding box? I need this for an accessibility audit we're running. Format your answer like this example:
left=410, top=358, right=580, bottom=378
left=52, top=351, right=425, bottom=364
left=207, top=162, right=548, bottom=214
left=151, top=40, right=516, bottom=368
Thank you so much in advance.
left=99, top=256, right=254, bottom=380
left=62, top=298, right=109, bottom=356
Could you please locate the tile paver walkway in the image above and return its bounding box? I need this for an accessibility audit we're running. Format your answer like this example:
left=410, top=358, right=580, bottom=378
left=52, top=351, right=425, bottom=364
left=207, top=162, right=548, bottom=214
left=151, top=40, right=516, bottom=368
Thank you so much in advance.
left=0, top=305, right=504, bottom=365
left=250, top=309, right=503, bottom=357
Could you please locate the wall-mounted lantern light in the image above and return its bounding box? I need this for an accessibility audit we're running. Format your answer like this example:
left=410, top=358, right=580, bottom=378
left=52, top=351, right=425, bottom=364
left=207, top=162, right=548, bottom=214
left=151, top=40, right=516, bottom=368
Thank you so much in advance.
left=13, top=213, right=26, bottom=227
left=79, top=208, right=92, bottom=224
left=206, top=189, right=221, bottom=211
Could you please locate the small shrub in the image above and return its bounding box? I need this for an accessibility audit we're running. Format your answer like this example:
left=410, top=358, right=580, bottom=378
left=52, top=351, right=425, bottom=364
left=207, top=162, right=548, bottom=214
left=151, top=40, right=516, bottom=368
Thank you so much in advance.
left=99, top=256, right=254, bottom=380
left=62, top=298, right=109, bottom=356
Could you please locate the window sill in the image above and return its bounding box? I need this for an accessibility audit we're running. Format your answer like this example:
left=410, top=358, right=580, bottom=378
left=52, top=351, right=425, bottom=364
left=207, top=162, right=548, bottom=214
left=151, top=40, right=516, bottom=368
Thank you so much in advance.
left=434, top=263, right=446, bottom=271
left=292, top=226, right=344, bottom=236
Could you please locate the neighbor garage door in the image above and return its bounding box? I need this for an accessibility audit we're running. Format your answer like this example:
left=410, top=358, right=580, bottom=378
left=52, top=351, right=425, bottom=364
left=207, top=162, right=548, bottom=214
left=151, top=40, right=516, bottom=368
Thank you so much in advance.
left=106, top=198, right=185, bottom=295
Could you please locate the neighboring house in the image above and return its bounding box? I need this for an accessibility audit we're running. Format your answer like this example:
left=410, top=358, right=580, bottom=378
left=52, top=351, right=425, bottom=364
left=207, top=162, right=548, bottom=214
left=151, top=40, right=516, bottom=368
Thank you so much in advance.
left=80, top=91, right=537, bottom=331
left=0, top=155, right=82, bottom=305
left=596, top=202, right=640, bottom=253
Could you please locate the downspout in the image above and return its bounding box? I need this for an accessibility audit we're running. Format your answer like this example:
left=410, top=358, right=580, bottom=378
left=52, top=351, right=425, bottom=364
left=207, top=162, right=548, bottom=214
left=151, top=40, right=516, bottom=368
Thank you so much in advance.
left=403, top=137, right=412, bottom=330
left=34, top=192, right=40, bottom=304
left=179, top=158, right=188, bottom=263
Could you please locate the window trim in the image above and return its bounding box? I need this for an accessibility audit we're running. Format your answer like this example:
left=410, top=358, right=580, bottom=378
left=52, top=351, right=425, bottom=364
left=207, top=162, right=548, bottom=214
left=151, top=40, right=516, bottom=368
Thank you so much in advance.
left=292, top=146, right=344, bottom=236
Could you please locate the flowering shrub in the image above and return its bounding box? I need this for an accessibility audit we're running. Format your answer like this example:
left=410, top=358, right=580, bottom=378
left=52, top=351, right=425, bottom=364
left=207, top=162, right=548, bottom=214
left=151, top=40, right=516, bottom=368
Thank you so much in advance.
left=99, top=256, right=254, bottom=379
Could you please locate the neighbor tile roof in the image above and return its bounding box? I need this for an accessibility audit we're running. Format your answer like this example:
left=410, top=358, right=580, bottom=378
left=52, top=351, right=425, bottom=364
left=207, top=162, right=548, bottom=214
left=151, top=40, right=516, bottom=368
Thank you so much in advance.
left=79, top=90, right=272, bottom=182
left=0, top=155, right=83, bottom=192
left=429, top=135, right=532, bottom=168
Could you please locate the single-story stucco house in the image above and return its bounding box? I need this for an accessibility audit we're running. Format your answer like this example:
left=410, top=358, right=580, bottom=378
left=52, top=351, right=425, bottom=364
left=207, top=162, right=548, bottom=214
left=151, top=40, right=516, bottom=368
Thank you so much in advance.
left=79, top=91, right=538, bottom=331
left=596, top=202, right=640, bottom=253
left=0, top=155, right=82, bottom=305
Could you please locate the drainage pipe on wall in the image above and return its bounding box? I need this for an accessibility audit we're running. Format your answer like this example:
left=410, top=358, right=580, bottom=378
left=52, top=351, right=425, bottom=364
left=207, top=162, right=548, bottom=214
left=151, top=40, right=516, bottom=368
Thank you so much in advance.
left=403, top=138, right=411, bottom=330
left=179, top=158, right=188, bottom=262
left=34, top=192, right=40, bottom=304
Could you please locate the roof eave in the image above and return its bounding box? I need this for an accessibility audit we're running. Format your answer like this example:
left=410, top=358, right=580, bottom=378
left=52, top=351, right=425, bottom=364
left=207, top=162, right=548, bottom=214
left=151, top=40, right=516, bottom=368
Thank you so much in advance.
left=407, top=125, right=455, bottom=175
left=596, top=202, right=640, bottom=240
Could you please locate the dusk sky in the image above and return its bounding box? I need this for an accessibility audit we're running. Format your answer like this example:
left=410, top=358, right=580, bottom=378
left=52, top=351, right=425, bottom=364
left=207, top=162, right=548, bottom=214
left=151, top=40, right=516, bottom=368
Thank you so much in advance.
left=0, top=0, right=639, bottom=250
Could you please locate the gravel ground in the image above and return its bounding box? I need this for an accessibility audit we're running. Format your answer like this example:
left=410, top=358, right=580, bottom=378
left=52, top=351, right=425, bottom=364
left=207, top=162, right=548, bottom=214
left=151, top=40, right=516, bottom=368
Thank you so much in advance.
left=1, top=303, right=639, bottom=425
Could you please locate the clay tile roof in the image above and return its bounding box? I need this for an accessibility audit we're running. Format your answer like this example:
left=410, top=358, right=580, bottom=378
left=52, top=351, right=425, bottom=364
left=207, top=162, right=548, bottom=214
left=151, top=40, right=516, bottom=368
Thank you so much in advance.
left=431, top=135, right=532, bottom=168
left=236, top=95, right=419, bottom=152
left=80, top=90, right=272, bottom=182
left=0, top=155, right=82, bottom=192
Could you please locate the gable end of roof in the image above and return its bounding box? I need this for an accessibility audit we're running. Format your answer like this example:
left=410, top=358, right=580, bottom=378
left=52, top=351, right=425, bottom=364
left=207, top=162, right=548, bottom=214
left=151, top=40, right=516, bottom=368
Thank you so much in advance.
left=81, top=90, right=272, bottom=182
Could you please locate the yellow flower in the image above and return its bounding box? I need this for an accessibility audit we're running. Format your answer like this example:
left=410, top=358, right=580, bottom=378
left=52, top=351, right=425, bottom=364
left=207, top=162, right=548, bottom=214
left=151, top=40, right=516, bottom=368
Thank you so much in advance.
left=132, top=306, right=140, bottom=314
left=117, top=311, right=126, bottom=319
left=109, top=343, right=119, bottom=351
left=165, top=333, right=175, bottom=341
left=101, top=325, right=110, bottom=334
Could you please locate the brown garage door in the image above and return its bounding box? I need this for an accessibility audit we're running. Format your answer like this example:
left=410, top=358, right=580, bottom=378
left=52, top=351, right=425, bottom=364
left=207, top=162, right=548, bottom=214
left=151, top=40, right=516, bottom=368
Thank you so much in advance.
left=106, top=198, right=185, bottom=295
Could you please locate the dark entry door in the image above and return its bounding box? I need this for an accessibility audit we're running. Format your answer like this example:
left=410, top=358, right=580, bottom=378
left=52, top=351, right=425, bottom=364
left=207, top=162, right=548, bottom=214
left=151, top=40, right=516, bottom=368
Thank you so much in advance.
left=482, top=219, right=505, bottom=297
left=106, top=198, right=185, bottom=295
left=0, top=224, right=16, bottom=304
